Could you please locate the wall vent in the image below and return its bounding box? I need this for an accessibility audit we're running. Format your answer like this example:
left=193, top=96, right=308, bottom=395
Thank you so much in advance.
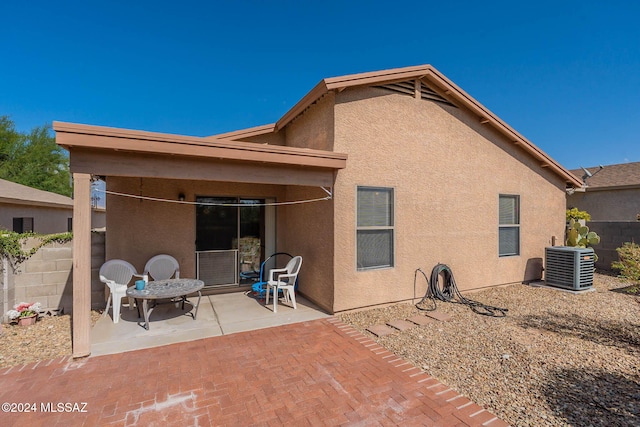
left=374, top=80, right=456, bottom=107
left=544, top=246, right=594, bottom=290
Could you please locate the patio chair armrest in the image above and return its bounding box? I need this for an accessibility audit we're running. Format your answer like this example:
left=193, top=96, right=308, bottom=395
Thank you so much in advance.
left=268, top=267, right=287, bottom=282
left=99, top=275, right=115, bottom=286
left=275, top=273, right=296, bottom=285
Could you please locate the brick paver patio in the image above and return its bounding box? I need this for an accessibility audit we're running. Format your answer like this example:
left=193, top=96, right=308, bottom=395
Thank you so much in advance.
left=0, top=318, right=508, bottom=426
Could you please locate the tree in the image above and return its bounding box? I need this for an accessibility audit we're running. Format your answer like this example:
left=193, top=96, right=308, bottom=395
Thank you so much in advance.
left=0, top=116, right=71, bottom=197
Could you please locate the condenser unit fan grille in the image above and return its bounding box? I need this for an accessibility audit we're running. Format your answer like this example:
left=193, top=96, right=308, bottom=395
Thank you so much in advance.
left=545, top=247, right=594, bottom=290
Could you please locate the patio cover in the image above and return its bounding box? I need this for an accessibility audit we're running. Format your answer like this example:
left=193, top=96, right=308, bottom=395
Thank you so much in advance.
left=54, top=121, right=347, bottom=358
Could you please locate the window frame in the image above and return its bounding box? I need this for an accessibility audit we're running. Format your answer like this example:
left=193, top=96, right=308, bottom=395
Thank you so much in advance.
left=13, top=217, right=34, bottom=233
left=498, top=194, right=520, bottom=257
left=356, top=186, right=395, bottom=271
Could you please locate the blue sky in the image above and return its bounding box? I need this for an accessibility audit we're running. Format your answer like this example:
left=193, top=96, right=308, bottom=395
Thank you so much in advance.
left=2, top=0, right=639, bottom=169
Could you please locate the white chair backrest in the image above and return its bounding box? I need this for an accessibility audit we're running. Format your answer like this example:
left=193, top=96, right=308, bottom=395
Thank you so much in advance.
left=144, top=254, right=180, bottom=281
left=286, top=256, right=303, bottom=276
left=99, top=260, right=138, bottom=285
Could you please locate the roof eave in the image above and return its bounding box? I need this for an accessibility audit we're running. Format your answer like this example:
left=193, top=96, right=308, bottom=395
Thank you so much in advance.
left=204, top=123, right=277, bottom=141
left=272, top=64, right=581, bottom=187
left=54, top=121, right=347, bottom=170
left=0, top=197, right=73, bottom=209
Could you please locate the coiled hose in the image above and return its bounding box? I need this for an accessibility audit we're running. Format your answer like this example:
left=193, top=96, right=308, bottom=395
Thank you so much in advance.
left=415, top=264, right=508, bottom=317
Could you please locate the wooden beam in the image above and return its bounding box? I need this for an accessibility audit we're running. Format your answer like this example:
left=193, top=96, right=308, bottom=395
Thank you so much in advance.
left=72, top=173, right=92, bottom=358
left=70, top=149, right=337, bottom=187
left=480, top=118, right=490, bottom=124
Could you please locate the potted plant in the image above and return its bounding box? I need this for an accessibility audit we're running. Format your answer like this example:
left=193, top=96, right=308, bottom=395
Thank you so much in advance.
left=7, top=302, right=41, bottom=326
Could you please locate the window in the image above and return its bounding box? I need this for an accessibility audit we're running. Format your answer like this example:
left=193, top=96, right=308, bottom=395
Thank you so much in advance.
left=499, top=195, right=520, bottom=256
left=13, top=217, right=34, bottom=233
left=357, top=187, right=394, bottom=270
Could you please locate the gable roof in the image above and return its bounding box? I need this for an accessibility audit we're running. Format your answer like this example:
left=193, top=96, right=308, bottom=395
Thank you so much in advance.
left=570, top=162, right=640, bottom=190
left=209, top=64, right=582, bottom=188
left=0, top=178, right=73, bottom=209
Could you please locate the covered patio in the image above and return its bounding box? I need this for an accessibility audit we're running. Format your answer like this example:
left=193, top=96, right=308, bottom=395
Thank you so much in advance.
left=54, top=121, right=347, bottom=358
left=91, top=290, right=329, bottom=356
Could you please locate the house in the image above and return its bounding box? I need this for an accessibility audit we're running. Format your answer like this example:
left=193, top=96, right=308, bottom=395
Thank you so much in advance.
left=567, top=162, right=640, bottom=269
left=0, top=178, right=105, bottom=233
left=568, top=162, right=640, bottom=221
left=54, top=64, right=582, bottom=357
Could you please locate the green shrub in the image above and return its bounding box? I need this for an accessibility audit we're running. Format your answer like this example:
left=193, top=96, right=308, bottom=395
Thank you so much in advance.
left=612, top=242, right=640, bottom=281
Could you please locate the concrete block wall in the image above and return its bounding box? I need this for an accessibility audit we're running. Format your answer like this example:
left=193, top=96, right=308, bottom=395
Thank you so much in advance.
left=587, top=221, right=640, bottom=270
left=14, top=238, right=73, bottom=311
left=1, top=231, right=106, bottom=321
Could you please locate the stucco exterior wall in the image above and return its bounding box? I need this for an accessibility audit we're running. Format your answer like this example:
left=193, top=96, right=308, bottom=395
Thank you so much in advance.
left=0, top=203, right=72, bottom=234
left=281, top=91, right=336, bottom=312
left=330, top=87, right=567, bottom=312
left=567, top=188, right=640, bottom=221
left=242, top=132, right=286, bottom=146
left=285, top=92, right=335, bottom=151
left=279, top=186, right=335, bottom=313
left=106, top=177, right=286, bottom=278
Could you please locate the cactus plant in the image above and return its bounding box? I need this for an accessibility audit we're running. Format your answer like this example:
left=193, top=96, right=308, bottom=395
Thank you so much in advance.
left=566, top=218, right=600, bottom=260
left=566, top=218, right=600, bottom=247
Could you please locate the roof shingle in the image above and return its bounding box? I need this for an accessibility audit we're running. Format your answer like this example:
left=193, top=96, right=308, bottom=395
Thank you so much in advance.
left=0, top=178, right=73, bottom=208
left=569, top=162, right=640, bottom=189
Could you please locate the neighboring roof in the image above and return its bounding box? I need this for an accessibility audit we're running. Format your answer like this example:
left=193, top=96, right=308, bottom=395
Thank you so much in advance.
left=209, top=64, right=581, bottom=188
left=570, top=162, right=640, bottom=190
left=0, top=178, right=73, bottom=209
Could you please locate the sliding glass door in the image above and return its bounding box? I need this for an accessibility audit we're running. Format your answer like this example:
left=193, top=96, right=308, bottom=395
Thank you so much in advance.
left=196, top=197, right=272, bottom=287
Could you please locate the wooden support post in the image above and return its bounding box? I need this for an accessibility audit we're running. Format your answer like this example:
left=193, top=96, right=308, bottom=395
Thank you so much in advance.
left=72, top=173, right=92, bottom=358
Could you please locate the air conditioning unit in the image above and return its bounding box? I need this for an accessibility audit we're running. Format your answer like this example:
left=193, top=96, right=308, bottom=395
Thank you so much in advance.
left=544, top=246, right=594, bottom=290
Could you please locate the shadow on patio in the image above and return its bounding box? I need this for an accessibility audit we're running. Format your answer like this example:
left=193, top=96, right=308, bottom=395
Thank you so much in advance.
left=91, top=290, right=329, bottom=356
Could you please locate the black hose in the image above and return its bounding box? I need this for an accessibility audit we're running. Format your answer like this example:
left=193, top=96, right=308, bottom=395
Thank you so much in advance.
left=415, top=264, right=508, bottom=317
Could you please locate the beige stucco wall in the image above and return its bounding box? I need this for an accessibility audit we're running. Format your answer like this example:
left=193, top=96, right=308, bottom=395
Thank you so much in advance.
left=285, top=92, right=335, bottom=151
left=106, top=177, right=287, bottom=278
left=326, top=87, right=567, bottom=312
left=0, top=203, right=72, bottom=234
left=567, top=188, right=640, bottom=221
left=103, top=83, right=568, bottom=315
left=280, top=92, right=336, bottom=312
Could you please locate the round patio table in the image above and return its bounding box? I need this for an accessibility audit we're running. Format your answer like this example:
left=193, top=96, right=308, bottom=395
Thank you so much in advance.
left=126, top=278, right=204, bottom=330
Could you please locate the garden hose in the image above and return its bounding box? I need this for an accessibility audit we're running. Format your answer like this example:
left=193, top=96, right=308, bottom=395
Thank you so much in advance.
left=415, top=264, right=508, bottom=317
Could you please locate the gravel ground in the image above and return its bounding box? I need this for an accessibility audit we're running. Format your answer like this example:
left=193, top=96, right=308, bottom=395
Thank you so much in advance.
left=0, top=310, right=102, bottom=369
left=1, top=274, right=637, bottom=426
left=339, top=272, right=640, bottom=427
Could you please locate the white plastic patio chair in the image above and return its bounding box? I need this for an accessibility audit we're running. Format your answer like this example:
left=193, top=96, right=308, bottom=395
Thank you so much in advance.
left=265, top=256, right=302, bottom=313
left=99, top=259, right=147, bottom=323
left=144, top=254, right=180, bottom=281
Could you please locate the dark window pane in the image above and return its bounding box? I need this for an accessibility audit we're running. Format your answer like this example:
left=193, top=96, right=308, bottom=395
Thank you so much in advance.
left=499, top=227, right=519, bottom=256
left=357, top=230, right=393, bottom=269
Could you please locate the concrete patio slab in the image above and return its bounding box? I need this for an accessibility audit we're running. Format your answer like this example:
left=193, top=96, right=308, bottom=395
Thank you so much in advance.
left=91, top=291, right=329, bottom=356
